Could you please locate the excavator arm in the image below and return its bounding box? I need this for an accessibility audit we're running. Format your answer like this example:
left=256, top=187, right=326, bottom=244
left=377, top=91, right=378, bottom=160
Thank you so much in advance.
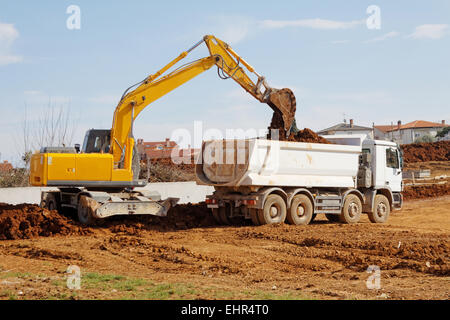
left=110, top=35, right=297, bottom=170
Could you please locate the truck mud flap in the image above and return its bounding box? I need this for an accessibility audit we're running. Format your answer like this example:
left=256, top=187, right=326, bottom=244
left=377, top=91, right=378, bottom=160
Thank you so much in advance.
left=93, top=197, right=179, bottom=219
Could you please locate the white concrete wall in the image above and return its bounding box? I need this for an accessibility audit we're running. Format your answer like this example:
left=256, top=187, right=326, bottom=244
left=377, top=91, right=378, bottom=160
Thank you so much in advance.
left=0, top=187, right=56, bottom=205
left=0, top=182, right=214, bottom=205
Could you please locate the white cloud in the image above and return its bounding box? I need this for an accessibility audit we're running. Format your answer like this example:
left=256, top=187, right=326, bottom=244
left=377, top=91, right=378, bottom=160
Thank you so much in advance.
left=0, top=22, right=22, bottom=66
left=363, top=31, right=400, bottom=43
left=204, top=16, right=366, bottom=44
left=408, top=24, right=449, bottom=39
left=261, top=18, right=365, bottom=30
left=207, top=16, right=256, bottom=44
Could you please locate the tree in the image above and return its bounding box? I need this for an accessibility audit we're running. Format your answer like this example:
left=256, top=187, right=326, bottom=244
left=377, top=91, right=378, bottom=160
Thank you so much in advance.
left=10, top=101, right=78, bottom=187
left=436, top=126, right=450, bottom=138
left=415, top=134, right=435, bottom=143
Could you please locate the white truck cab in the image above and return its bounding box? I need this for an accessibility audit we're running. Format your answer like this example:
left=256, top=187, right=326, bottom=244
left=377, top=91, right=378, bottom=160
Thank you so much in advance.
left=362, top=139, right=402, bottom=193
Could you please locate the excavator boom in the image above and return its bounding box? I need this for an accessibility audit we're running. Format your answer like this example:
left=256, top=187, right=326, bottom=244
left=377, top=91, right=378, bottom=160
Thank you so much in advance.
left=111, top=35, right=297, bottom=169
left=30, top=35, right=297, bottom=189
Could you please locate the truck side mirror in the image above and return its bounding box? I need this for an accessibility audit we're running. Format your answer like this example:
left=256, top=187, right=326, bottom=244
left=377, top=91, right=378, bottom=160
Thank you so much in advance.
left=74, top=144, right=80, bottom=153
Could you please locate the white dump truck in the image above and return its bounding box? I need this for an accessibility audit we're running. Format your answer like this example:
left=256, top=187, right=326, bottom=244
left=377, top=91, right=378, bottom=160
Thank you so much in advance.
left=195, top=135, right=403, bottom=225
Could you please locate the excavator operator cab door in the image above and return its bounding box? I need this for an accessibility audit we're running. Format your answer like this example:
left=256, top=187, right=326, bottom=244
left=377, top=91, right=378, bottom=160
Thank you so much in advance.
left=82, top=129, right=111, bottom=154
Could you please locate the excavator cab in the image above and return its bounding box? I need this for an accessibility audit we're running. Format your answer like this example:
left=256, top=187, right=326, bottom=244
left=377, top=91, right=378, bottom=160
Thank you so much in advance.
left=82, top=129, right=111, bottom=154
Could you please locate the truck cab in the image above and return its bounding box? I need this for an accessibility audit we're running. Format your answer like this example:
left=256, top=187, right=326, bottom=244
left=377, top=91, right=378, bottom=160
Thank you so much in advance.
left=362, top=139, right=403, bottom=193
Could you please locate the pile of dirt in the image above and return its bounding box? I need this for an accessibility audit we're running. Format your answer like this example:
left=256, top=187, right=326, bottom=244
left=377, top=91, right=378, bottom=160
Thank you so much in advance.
left=403, top=184, right=450, bottom=200
left=104, top=203, right=215, bottom=234
left=286, top=128, right=332, bottom=144
left=268, top=111, right=331, bottom=143
left=0, top=203, right=90, bottom=240
left=401, top=141, right=450, bottom=163
left=0, top=202, right=214, bottom=240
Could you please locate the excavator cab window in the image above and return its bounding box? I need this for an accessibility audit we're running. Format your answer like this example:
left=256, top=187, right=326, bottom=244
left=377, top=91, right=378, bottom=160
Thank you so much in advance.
left=81, top=129, right=111, bottom=153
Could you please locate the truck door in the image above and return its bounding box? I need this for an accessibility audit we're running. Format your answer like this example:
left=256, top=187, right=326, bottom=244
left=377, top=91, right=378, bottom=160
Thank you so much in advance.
left=385, top=147, right=402, bottom=192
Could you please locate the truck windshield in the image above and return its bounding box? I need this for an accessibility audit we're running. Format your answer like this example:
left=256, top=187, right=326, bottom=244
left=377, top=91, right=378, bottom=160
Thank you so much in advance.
left=386, top=148, right=399, bottom=169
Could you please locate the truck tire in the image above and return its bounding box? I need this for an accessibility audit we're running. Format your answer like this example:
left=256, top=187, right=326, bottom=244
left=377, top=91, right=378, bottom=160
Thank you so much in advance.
left=42, top=193, right=59, bottom=212
left=77, top=196, right=96, bottom=225
left=287, top=194, right=313, bottom=225
left=339, top=194, right=362, bottom=224
left=258, top=194, right=287, bottom=225
left=249, top=208, right=261, bottom=226
left=368, top=195, right=390, bottom=223
left=211, top=208, right=221, bottom=224
left=218, top=206, right=230, bottom=225
left=325, top=214, right=340, bottom=223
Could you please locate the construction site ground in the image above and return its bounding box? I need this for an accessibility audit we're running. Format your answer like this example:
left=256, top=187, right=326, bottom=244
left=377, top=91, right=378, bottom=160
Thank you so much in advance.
left=0, top=193, right=448, bottom=300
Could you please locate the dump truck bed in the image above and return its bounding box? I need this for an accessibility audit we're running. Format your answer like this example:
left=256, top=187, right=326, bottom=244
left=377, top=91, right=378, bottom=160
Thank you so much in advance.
left=195, top=139, right=361, bottom=188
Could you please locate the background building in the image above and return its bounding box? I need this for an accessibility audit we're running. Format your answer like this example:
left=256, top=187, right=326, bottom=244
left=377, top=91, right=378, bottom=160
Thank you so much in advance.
left=374, top=120, right=447, bottom=144
left=136, top=138, right=199, bottom=161
left=317, top=119, right=374, bottom=139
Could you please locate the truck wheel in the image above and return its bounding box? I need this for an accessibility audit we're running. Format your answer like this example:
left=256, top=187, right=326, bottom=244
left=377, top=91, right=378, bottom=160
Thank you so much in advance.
left=43, top=193, right=59, bottom=211
left=287, top=194, right=313, bottom=225
left=77, top=196, right=96, bottom=225
left=41, top=193, right=61, bottom=212
left=368, top=195, right=390, bottom=223
left=258, top=194, right=287, bottom=225
left=325, top=214, right=340, bottom=223
left=340, top=194, right=362, bottom=224
left=218, top=206, right=230, bottom=225
left=249, top=208, right=261, bottom=226
left=211, top=208, right=221, bottom=224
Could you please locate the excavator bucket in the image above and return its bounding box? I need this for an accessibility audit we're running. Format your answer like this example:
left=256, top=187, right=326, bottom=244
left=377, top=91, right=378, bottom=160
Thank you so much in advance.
left=267, top=88, right=297, bottom=138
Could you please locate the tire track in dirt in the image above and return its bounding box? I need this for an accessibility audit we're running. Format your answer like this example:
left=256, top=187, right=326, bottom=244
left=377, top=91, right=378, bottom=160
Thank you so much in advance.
left=235, top=224, right=449, bottom=276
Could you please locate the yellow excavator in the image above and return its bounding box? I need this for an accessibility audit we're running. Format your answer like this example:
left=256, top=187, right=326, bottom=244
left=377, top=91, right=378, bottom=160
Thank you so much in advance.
left=29, top=35, right=297, bottom=224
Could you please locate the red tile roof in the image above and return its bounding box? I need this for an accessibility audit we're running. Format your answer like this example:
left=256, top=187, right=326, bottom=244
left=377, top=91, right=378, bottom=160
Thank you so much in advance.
left=375, top=121, right=446, bottom=132
left=397, top=120, right=446, bottom=130
left=0, top=161, right=13, bottom=172
left=374, top=125, right=396, bottom=133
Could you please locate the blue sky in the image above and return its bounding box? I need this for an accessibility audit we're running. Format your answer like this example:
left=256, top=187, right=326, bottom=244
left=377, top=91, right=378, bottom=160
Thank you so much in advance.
left=0, top=0, right=449, bottom=164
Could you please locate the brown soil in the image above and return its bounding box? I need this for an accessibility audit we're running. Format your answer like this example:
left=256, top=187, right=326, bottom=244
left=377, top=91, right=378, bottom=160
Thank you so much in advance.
left=401, top=141, right=450, bottom=163
left=0, top=196, right=448, bottom=300
left=268, top=112, right=331, bottom=143
left=0, top=203, right=215, bottom=240
left=0, top=204, right=90, bottom=240
left=403, top=184, right=450, bottom=200
left=286, top=128, right=332, bottom=144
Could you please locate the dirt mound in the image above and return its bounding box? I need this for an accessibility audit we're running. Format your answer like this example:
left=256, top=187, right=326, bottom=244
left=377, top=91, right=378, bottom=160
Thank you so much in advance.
left=268, top=113, right=331, bottom=143
left=101, top=203, right=215, bottom=234
left=403, top=184, right=450, bottom=200
left=0, top=202, right=214, bottom=240
left=286, top=128, right=332, bottom=144
left=0, top=203, right=90, bottom=240
left=401, top=141, right=450, bottom=163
